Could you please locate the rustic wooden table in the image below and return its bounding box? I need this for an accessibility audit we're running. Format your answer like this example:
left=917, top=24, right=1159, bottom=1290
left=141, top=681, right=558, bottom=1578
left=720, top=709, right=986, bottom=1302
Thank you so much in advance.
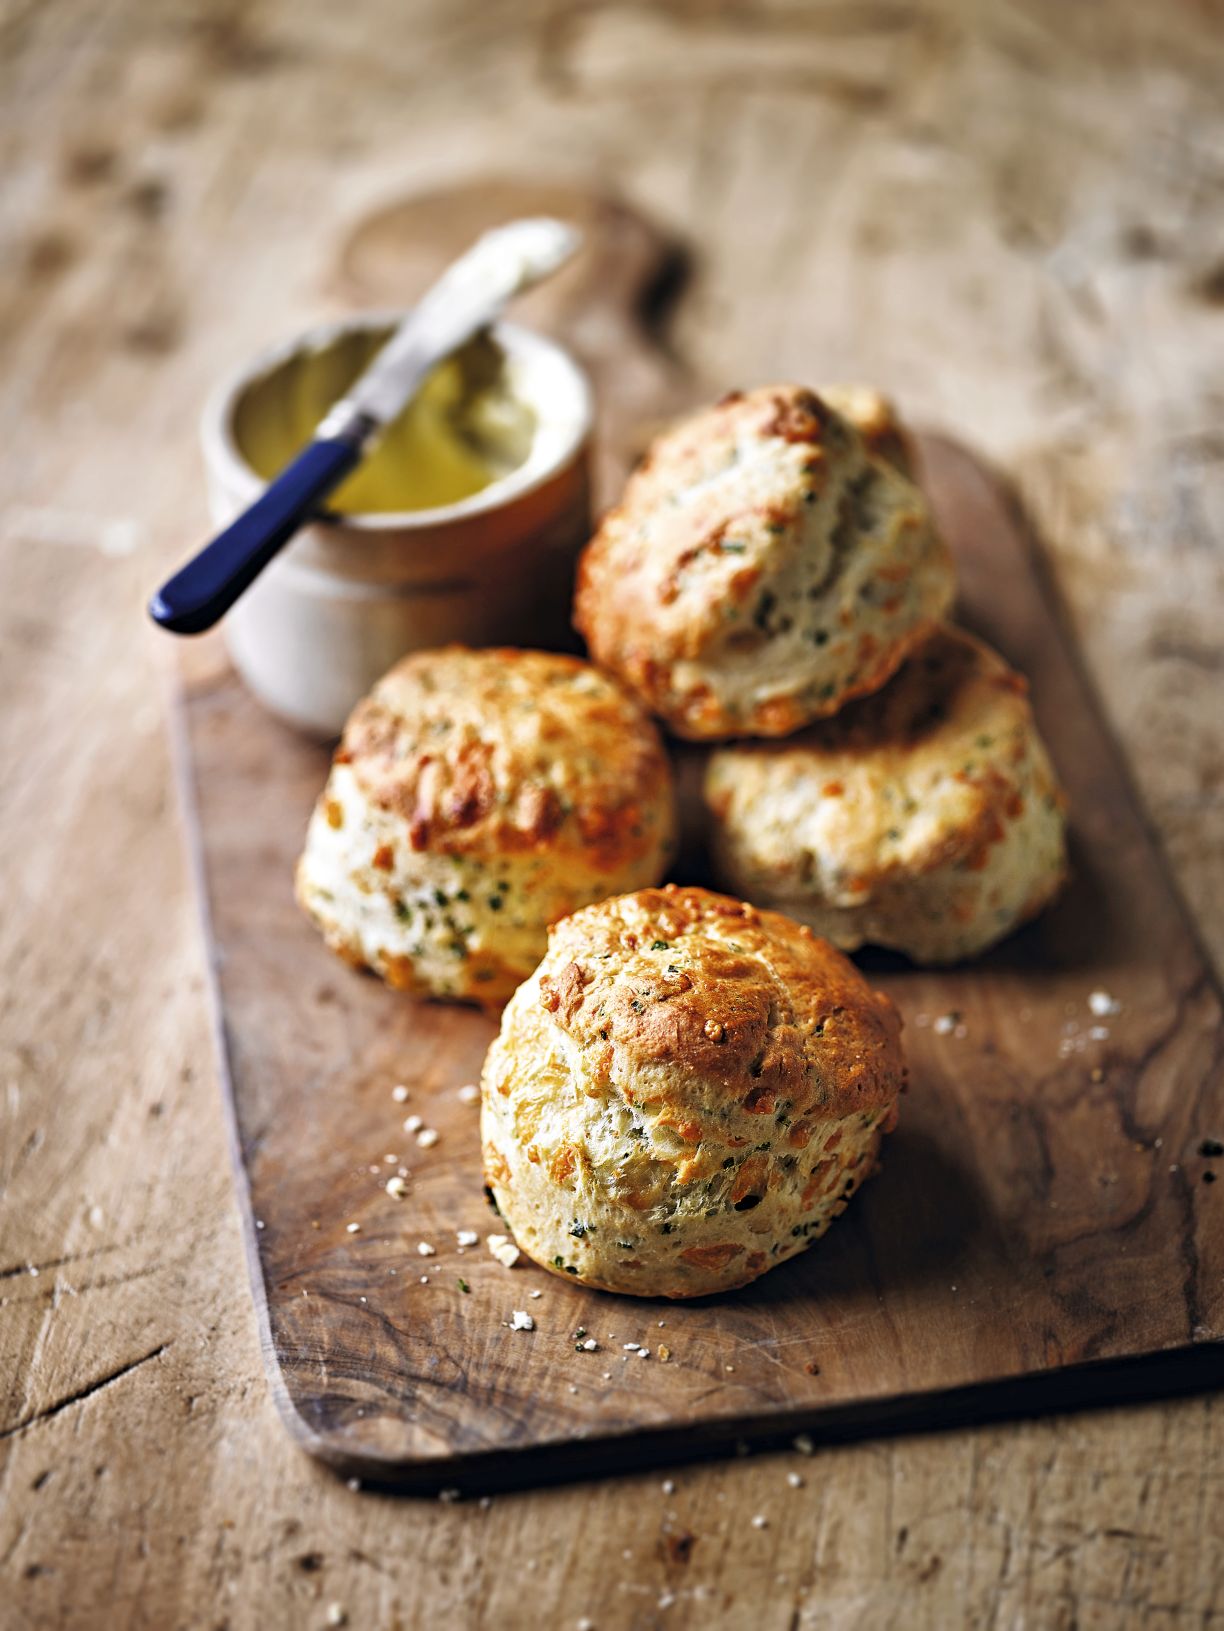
left=3, top=3, right=1223, bottom=1627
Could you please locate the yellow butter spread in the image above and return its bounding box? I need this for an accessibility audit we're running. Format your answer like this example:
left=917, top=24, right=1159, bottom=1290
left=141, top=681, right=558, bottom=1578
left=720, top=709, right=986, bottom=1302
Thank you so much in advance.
left=234, top=330, right=536, bottom=514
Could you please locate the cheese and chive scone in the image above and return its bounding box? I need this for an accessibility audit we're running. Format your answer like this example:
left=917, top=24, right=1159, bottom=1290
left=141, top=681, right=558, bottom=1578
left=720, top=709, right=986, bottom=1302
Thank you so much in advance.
left=481, top=885, right=905, bottom=1298
left=295, top=647, right=677, bottom=1006
left=703, top=627, right=1068, bottom=964
left=573, top=384, right=953, bottom=741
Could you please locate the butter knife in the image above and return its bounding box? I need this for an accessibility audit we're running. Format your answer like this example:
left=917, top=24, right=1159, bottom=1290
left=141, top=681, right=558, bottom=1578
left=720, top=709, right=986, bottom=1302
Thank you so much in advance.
left=149, top=217, right=580, bottom=635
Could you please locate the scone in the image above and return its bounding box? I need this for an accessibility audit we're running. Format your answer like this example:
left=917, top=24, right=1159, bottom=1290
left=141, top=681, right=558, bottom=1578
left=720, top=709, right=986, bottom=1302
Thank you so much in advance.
left=703, top=626, right=1068, bottom=963
left=574, top=384, right=953, bottom=740
left=295, top=647, right=677, bottom=1005
left=818, top=384, right=914, bottom=478
left=481, top=885, right=905, bottom=1297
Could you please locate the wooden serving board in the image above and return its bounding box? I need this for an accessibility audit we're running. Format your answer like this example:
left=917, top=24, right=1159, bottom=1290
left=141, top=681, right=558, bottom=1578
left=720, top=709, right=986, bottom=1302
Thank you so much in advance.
left=173, top=431, right=1224, bottom=1490
left=173, top=185, right=1224, bottom=1490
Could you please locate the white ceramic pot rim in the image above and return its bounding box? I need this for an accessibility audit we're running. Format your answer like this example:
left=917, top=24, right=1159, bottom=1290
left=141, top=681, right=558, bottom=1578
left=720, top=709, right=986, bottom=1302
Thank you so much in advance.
left=200, top=311, right=594, bottom=532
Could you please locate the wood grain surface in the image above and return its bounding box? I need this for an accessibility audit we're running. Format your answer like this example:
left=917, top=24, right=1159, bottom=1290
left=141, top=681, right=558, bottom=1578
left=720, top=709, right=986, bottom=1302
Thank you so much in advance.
left=177, top=424, right=1224, bottom=1486
left=4, top=1, right=1224, bottom=1625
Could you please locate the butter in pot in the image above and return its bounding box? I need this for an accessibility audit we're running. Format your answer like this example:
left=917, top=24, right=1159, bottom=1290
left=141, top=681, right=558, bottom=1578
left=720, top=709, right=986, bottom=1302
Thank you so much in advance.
left=233, top=328, right=537, bottom=514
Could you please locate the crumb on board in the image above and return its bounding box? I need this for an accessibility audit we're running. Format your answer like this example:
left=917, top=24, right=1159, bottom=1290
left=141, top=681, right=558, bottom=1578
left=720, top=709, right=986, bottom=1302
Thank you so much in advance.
left=487, top=1233, right=521, bottom=1268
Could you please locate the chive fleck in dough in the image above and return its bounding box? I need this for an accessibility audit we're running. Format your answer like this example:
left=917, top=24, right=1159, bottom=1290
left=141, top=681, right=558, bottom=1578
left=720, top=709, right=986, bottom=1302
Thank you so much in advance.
left=295, top=647, right=677, bottom=1006
left=481, top=885, right=905, bottom=1298
left=573, top=384, right=954, bottom=740
left=703, top=627, right=1068, bottom=964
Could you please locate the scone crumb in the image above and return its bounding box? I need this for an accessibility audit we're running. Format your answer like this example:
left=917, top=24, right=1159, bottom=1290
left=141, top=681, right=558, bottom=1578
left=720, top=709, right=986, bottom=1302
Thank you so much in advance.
left=345, top=1222, right=361, bottom=1234
left=417, top=1241, right=436, bottom=1257
left=787, top=1472, right=805, bottom=1489
left=385, top=1177, right=409, bottom=1199
left=658, top=1345, right=671, bottom=1361
left=793, top=1434, right=815, bottom=1455
left=417, top=1127, right=440, bottom=1148
left=457, top=1083, right=481, bottom=1104
left=456, top=1229, right=479, bottom=1247
left=509, top=1309, right=535, bottom=1331
left=403, top=1113, right=423, bottom=1133
left=661, top=1478, right=676, bottom=1494
left=391, top=1084, right=410, bottom=1102
left=752, top=1514, right=768, bottom=1529
left=487, top=1234, right=521, bottom=1268
left=326, top=1603, right=347, bottom=1627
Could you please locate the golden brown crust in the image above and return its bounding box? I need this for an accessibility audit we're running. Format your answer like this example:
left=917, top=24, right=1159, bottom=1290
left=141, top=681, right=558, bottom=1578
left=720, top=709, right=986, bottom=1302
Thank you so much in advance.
left=338, top=646, right=671, bottom=868
left=539, top=886, right=903, bottom=1124
left=574, top=385, right=953, bottom=740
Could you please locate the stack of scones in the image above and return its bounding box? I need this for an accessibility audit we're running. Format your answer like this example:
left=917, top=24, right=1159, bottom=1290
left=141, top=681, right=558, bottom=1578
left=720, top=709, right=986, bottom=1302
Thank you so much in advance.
left=298, top=383, right=1067, bottom=1298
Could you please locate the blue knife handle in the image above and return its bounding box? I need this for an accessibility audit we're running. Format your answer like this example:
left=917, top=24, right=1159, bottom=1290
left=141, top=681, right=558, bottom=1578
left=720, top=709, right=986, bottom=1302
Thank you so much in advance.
left=148, top=435, right=365, bottom=635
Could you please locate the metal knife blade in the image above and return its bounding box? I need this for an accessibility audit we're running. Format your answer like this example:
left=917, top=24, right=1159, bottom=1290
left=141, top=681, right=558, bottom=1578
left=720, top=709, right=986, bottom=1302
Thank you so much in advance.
left=321, top=217, right=582, bottom=437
